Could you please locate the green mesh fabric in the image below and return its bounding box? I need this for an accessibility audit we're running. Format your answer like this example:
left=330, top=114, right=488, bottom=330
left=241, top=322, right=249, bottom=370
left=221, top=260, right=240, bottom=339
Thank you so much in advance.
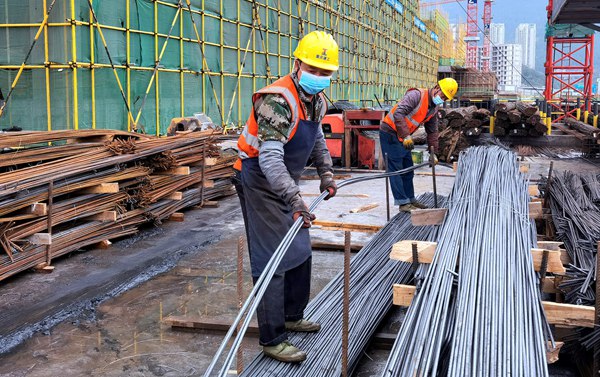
left=0, top=0, right=440, bottom=133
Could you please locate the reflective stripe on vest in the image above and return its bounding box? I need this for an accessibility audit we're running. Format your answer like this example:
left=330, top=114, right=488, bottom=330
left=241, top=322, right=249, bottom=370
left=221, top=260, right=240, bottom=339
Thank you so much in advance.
left=382, top=89, right=433, bottom=141
left=234, top=75, right=326, bottom=169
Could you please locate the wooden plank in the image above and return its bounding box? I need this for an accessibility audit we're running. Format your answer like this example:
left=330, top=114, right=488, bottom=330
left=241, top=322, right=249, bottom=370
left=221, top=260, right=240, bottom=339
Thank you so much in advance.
left=311, top=241, right=363, bottom=252
left=0, top=202, right=48, bottom=222
left=166, top=191, right=183, bottom=200
left=86, top=211, right=118, bottom=222
left=546, top=341, right=564, bottom=364
left=28, top=233, right=52, bottom=245
left=452, top=161, right=458, bottom=171
left=168, top=212, right=185, bottom=222
left=392, top=285, right=595, bottom=328
left=392, top=284, right=416, bottom=307
left=157, top=166, right=191, bottom=175
left=164, top=315, right=259, bottom=334
left=349, top=202, right=379, bottom=213
left=543, top=302, right=595, bottom=328
left=389, top=241, right=567, bottom=273
left=558, top=248, right=572, bottom=265
left=389, top=241, right=438, bottom=263
left=201, top=200, right=219, bottom=208
left=537, top=241, right=562, bottom=251
left=33, top=263, right=55, bottom=273
left=531, top=248, right=567, bottom=274
left=542, top=276, right=565, bottom=294
left=29, top=202, right=47, bottom=216
left=410, top=208, right=448, bottom=226
left=311, top=220, right=382, bottom=233
left=520, top=163, right=530, bottom=173
left=202, top=179, right=215, bottom=188
left=80, top=183, right=119, bottom=194
left=528, top=184, right=540, bottom=196
left=96, top=240, right=112, bottom=249
left=204, top=157, right=218, bottom=166
left=529, top=201, right=543, bottom=219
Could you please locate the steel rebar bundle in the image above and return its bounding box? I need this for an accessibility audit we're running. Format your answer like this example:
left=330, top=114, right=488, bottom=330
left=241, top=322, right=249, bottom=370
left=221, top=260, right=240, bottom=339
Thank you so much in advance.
left=0, top=130, right=235, bottom=281
left=238, top=193, right=444, bottom=376
left=384, top=146, right=551, bottom=377
left=546, top=171, right=600, bottom=305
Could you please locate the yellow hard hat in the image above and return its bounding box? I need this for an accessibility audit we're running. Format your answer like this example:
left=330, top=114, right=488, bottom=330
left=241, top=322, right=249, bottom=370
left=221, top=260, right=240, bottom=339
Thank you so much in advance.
left=293, top=31, right=339, bottom=72
left=438, top=77, right=458, bottom=100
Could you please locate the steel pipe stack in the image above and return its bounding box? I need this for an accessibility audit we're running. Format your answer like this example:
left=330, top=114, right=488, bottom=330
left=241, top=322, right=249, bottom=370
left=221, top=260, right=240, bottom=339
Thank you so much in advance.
left=383, top=146, right=551, bottom=376
left=239, top=193, right=444, bottom=376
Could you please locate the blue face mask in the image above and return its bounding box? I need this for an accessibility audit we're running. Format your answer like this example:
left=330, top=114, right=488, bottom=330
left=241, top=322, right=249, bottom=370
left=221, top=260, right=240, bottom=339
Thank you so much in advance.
left=432, top=95, right=444, bottom=106
left=298, top=71, right=331, bottom=95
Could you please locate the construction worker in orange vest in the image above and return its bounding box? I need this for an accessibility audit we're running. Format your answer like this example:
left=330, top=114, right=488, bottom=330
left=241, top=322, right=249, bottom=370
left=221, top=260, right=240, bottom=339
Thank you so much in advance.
left=379, top=78, right=458, bottom=212
left=232, top=31, right=338, bottom=363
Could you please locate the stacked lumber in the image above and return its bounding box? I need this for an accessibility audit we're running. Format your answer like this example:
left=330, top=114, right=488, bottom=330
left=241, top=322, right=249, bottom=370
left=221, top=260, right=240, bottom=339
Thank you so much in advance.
left=0, top=130, right=235, bottom=281
left=565, top=117, right=600, bottom=141
left=493, top=101, right=547, bottom=137
left=437, top=106, right=489, bottom=162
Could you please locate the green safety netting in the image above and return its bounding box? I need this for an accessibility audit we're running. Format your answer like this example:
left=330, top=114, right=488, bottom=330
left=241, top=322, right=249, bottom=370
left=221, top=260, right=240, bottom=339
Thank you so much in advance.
left=546, top=23, right=596, bottom=38
left=0, top=0, right=439, bottom=133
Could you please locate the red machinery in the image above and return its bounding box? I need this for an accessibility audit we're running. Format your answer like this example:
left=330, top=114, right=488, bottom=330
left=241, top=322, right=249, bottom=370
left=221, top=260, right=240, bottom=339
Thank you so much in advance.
left=322, top=109, right=386, bottom=170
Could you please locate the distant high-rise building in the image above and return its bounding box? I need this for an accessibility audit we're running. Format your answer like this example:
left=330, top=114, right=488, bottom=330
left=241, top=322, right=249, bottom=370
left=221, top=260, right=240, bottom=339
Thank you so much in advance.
left=491, top=44, right=523, bottom=92
left=515, top=23, right=536, bottom=69
left=490, top=23, right=505, bottom=45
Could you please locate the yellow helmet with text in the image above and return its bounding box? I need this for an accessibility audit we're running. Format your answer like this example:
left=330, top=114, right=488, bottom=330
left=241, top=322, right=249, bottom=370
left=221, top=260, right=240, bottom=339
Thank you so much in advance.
left=438, top=77, right=458, bottom=100
left=293, top=31, right=339, bottom=71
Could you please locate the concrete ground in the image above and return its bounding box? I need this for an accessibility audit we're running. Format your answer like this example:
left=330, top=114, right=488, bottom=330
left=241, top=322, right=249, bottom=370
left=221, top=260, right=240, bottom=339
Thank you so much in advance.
left=0, top=151, right=594, bottom=376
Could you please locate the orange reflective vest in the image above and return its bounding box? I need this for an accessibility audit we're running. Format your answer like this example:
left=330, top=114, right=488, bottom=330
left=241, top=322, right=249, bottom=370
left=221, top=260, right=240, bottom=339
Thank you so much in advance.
left=382, top=88, right=433, bottom=141
left=233, top=75, right=326, bottom=171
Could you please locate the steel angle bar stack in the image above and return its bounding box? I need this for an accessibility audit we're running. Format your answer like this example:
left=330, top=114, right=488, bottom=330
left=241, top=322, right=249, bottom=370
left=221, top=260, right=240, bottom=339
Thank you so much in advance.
left=240, top=193, right=444, bottom=376
left=384, top=146, right=551, bottom=377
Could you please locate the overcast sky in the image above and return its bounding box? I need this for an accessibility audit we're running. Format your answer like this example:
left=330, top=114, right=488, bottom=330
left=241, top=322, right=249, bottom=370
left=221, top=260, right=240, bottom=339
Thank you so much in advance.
left=431, top=0, right=598, bottom=78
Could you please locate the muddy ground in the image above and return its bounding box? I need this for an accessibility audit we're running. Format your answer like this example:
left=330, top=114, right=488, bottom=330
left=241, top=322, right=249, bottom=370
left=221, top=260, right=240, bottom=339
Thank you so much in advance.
left=0, top=155, right=594, bottom=376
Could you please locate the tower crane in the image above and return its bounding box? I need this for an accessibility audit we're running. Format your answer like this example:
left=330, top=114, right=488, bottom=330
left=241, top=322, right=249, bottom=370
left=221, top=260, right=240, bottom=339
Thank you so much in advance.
left=420, top=0, right=494, bottom=72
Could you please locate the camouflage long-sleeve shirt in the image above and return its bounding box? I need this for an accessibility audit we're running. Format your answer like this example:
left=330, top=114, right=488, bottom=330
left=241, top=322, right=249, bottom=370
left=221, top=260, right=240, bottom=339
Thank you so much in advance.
left=254, top=73, right=333, bottom=207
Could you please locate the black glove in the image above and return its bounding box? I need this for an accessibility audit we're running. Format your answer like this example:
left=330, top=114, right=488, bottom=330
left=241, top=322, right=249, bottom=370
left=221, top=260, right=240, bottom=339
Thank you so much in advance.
left=290, top=194, right=316, bottom=228
left=319, top=176, right=337, bottom=200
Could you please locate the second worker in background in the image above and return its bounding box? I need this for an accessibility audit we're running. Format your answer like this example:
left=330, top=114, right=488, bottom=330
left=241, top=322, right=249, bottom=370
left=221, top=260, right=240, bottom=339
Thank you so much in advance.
left=379, top=78, right=458, bottom=212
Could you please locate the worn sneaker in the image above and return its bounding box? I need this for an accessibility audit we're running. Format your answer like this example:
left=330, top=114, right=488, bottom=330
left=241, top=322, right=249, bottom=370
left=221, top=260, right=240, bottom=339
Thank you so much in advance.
left=263, top=340, right=307, bottom=363
left=285, top=319, right=321, bottom=332
left=411, top=200, right=429, bottom=209
left=399, top=204, right=419, bottom=212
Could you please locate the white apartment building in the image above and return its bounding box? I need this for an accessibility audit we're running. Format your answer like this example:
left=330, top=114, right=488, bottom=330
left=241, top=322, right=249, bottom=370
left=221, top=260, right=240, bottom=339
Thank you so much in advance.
left=490, top=23, right=505, bottom=45
left=515, top=23, right=536, bottom=69
left=492, top=44, right=523, bottom=92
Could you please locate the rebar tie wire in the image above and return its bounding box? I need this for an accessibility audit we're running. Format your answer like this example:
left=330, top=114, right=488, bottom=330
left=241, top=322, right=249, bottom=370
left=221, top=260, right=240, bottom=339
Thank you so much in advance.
left=204, top=161, right=430, bottom=377
left=85, top=0, right=138, bottom=132
left=0, top=0, right=58, bottom=120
